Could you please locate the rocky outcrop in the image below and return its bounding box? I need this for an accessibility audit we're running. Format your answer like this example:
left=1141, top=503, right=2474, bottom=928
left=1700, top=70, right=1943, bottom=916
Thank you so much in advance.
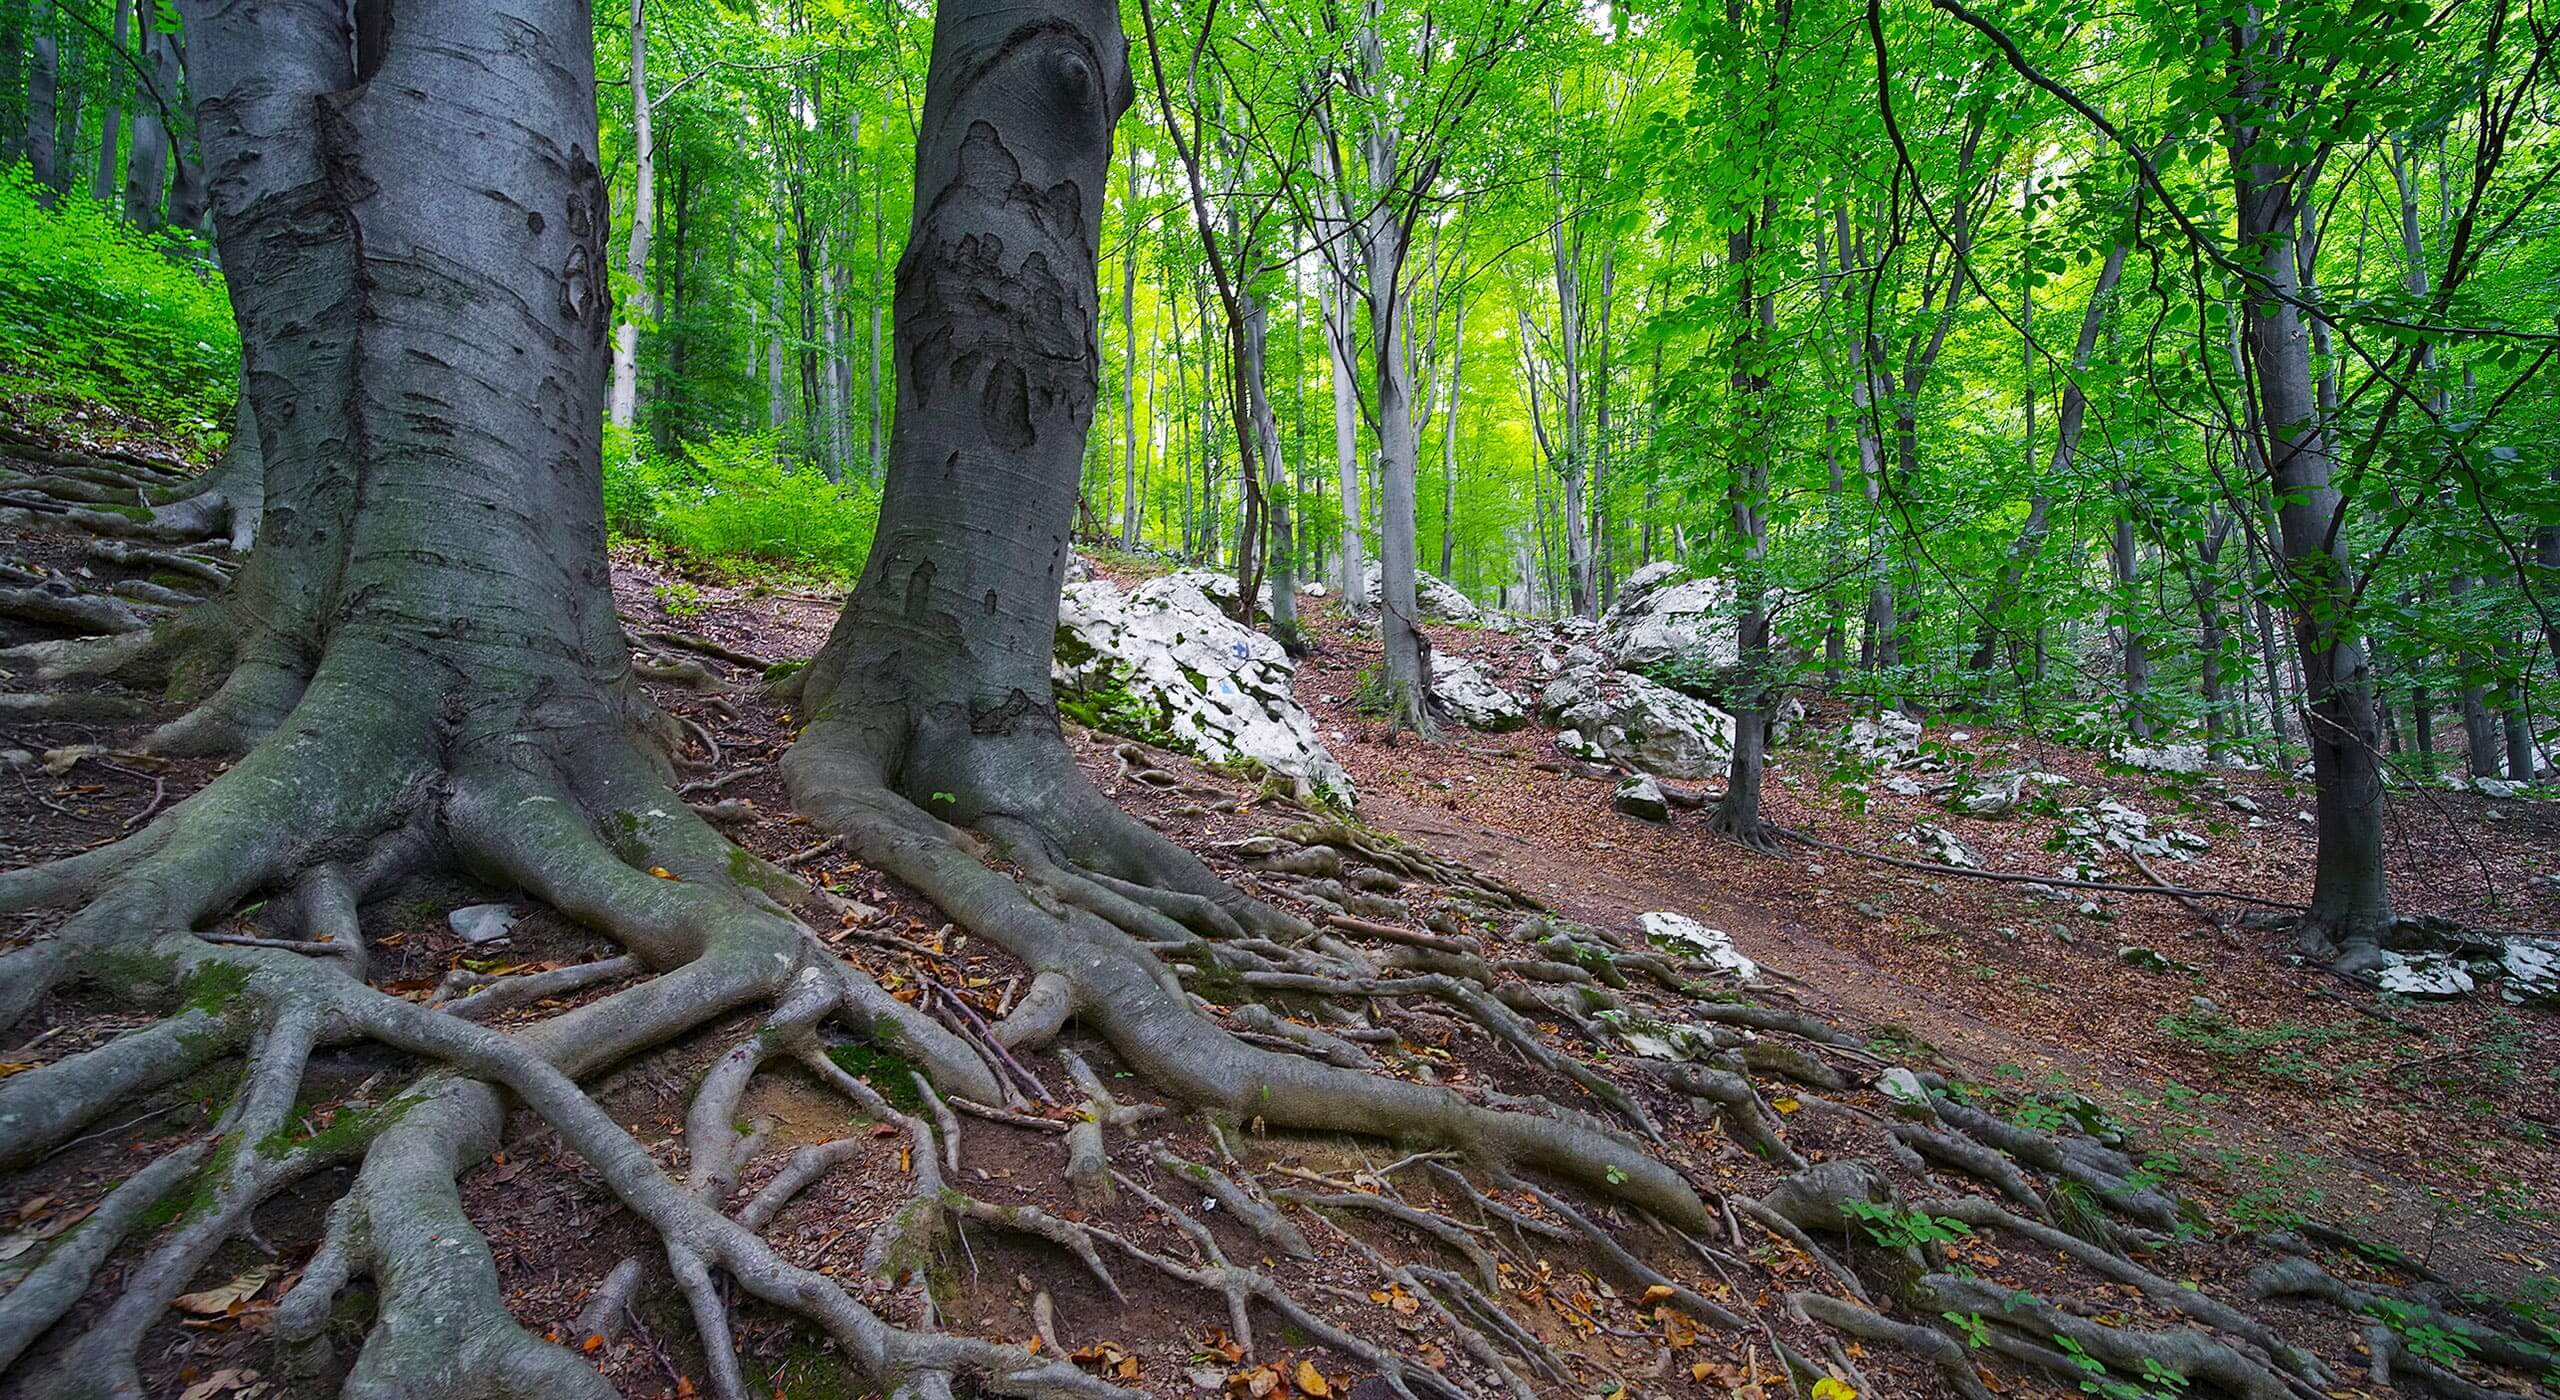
left=1359, top=560, right=1482, bottom=623
left=1055, top=571, right=1353, bottom=805
left=1596, top=561, right=1737, bottom=670
left=1430, top=655, right=1526, bottom=731
left=1538, top=663, right=1735, bottom=780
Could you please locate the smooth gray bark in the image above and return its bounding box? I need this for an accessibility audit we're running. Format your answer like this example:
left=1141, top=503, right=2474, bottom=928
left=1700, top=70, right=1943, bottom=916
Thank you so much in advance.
left=89, top=0, right=127, bottom=204
left=1438, top=289, right=1464, bottom=580
left=607, top=0, right=655, bottom=431
left=121, top=3, right=168, bottom=230
left=2230, top=18, right=2393, bottom=958
left=1119, top=156, right=1141, bottom=548
left=25, top=4, right=58, bottom=201
left=1322, top=261, right=1364, bottom=604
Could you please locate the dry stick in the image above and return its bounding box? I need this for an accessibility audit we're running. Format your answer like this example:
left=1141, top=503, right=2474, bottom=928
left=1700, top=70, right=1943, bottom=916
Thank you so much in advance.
left=2118, top=843, right=2233, bottom=938
left=946, top=1096, right=1069, bottom=1133
left=782, top=834, right=848, bottom=866
left=926, top=978, right=1053, bottom=1104
left=1777, top=825, right=2308, bottom=910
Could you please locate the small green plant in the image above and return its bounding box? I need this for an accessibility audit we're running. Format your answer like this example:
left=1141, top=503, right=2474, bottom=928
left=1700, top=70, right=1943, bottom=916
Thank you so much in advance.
left=0, top=168, right=238, bottom=444
left=655, top=579, right=709, bottom=618
left=2364, top=1298, right=2480, bottom=1371
left=1943, top=1311, right=1991, bottom=1348
left=1839, top=1199, right=1974, bottom=1250
left=2053, top=1334, right=2189, bottom=1400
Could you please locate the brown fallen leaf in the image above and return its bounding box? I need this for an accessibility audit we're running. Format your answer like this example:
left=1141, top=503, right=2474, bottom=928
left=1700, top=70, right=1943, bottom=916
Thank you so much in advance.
left=171, top=1265, right=275, bottom=1316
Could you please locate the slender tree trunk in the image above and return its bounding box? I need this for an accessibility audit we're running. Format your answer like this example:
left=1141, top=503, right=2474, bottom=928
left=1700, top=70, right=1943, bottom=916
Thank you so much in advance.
left=25, top=3, right=59, bottom=202
left=606, top=0, right=654, bottom=431
left=868, top=154, right=887, bottom=483
left=1120, top=158, right=1140, bottom=549
left=121, top=5, right=171, bottom=230
left=819, top=237, right=849, bottom=480
left=2450, top=573, right=2500, bottom=776
left=2504, top=668, right=2535, bottom=781
left=1243, top=274, right=1295, bottom=631
left=1548, top=154, right=1591, bottom=619
left=1971, top=190, right=2135, bottom=672
left=1322, top=266, right=1364, bottom=606
left=1592, top=244, right=1615, bottom=612
left=0, top=5, right=21, bottom=173
left=2231, top=21, right=2393, bottom=958
left=2196, top=515, right=2231, bottom=757
left=89, top=0, right=129, bottom=204
left=767, top=188, right=791, bottom=432
left=1437, top=292, right=1464, bottom=580
left=2112, top=513, right=2152, bottom=738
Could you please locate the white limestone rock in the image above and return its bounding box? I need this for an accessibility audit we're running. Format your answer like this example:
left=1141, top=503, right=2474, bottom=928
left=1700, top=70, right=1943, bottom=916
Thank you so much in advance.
left=2115, top=741, right=2209, bottom=774
left=1431, top=655, right=1526, bottom=731
left=1538, top=663, right=1735, bottom=780
left=1895, top=823, right=1980, bottom=869
left=1839, top=711, right=1925, bottom=769
left=449, top=904, right=521, bottom=945
left=1948, top=771, right=2028, bottom=818
left=1055, top=573, right=1353, bottom=805
left=2501, top=938, right=2560, bottom=1006
left=1556, top=727, right=1609, bottom=763
left=2375, top=952, right=2474, bottom=999
left=1636, top=911, right=1760, bottom=983
left=1598, top=562, right=1738, bottom=670
left=1359, top=560, right=1482, bottom=622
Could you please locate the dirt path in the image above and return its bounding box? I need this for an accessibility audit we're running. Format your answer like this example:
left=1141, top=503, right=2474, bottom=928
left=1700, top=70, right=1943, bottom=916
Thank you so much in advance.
left=1276, top=593, right=2560, bottom=1290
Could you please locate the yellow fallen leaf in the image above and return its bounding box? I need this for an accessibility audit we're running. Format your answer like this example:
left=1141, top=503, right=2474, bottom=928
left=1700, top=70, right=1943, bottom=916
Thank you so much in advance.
left=1811, top=1379, right=1858, bottom=1400
left=171, top=1266, right=275, bottom=1316
left=1640, top=1284, right=1676, bottom=1304
left=648, top=866, right=676, bottom=880
left=1296, top=1360, right=1330, bottom=1396
left=0, top=1062, right=34, bottom=1078
left=1773, top=1097, right=1802, bottom=1114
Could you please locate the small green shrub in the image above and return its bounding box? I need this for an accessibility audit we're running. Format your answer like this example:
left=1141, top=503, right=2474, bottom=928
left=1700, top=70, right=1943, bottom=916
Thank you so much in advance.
left=0, top=167, right=237, bottom=442
left=604, top=426, right=875, bottom=583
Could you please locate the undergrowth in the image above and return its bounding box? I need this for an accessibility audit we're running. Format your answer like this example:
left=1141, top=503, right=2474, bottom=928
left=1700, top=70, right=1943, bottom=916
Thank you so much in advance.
left=0, top=167, right=236, bottom=444
left=605, top=424, right=876, bottom=586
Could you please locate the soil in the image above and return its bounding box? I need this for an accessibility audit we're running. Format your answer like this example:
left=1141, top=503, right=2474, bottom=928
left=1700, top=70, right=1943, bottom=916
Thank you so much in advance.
left=3, top=493, right=2555, bottom=1400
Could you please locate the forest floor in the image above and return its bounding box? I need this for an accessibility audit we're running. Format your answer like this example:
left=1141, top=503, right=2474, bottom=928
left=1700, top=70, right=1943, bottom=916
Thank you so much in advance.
left=4, top=445, right=2557, bottom=1400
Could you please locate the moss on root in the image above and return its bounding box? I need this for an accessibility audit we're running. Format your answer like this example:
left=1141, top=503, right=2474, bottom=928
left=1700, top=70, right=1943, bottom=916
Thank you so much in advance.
left=822, top=1042, right=923, bottom=1111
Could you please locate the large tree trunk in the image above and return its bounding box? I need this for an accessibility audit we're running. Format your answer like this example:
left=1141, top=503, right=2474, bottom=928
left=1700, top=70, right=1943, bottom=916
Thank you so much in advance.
left=778, top=0, right=1691, bottom=1246
left=2231, top=23, right=2393, bottom=961
left=606, top=0, right=654, bottom=431
left=0, top=7, right=1034, bottom=1395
